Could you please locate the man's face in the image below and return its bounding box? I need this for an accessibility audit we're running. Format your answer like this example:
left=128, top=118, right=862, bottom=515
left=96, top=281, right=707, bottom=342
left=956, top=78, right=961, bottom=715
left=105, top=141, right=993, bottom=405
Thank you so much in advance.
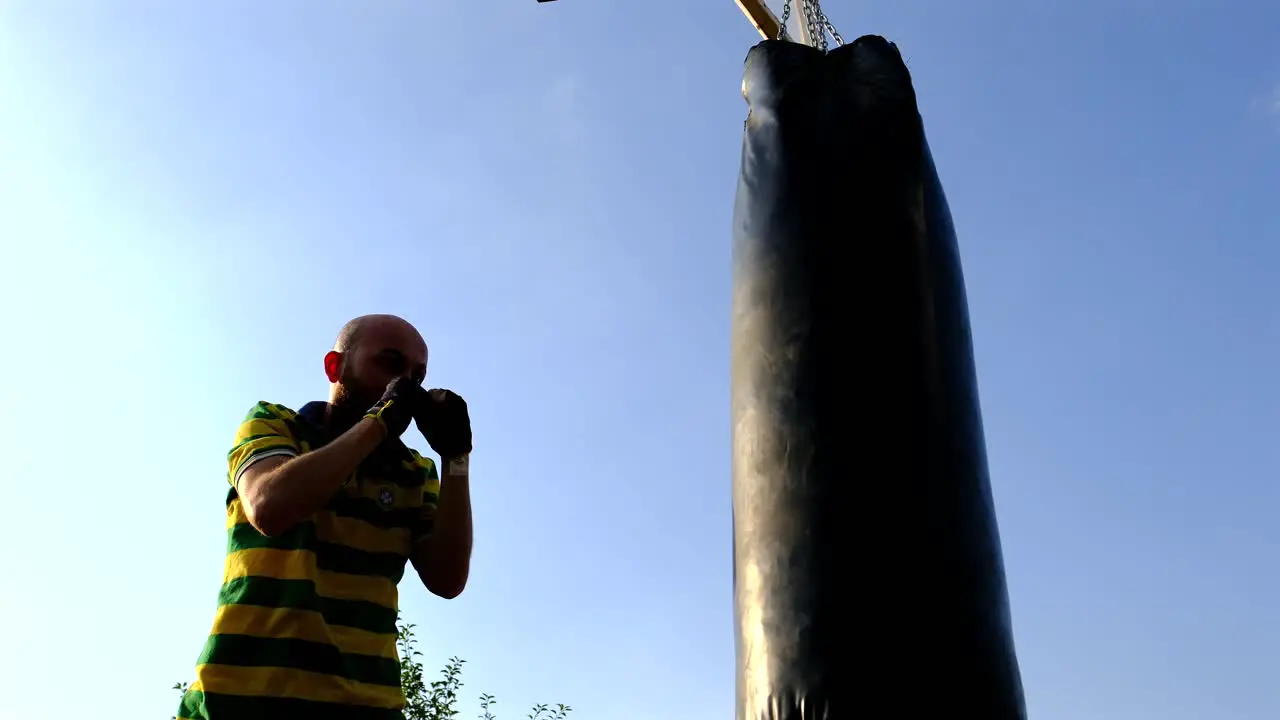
left=337, top=321, right=428, bottom=408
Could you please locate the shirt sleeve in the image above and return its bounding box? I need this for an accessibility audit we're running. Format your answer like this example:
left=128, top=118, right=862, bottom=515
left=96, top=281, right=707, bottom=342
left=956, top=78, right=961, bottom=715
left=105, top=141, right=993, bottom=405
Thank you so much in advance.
left=410, top=455, right=442, bottom=545
left=227, top=402, right=302, bottom=491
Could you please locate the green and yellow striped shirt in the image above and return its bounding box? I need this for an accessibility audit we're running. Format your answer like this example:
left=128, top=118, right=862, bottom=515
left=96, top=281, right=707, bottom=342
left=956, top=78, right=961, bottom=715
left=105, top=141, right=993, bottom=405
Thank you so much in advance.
left=177, top=401, right=439, bottom=720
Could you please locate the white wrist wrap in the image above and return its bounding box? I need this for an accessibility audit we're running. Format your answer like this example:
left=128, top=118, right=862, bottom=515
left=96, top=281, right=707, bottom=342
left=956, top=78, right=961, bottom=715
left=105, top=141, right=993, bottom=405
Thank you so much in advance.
left=446, top=455, right=470, bottom=477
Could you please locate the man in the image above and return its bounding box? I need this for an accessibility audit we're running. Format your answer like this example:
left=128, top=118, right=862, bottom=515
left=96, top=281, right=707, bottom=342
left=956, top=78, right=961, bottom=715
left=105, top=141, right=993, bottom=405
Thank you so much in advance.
left=176, top=314, right=474, bottom=720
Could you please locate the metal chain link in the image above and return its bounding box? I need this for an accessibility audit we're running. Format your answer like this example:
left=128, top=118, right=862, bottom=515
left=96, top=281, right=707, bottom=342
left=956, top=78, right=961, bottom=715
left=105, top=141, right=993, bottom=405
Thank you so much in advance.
left=812, top=0, right=846, bottom=47
left=777, top=0, right=845, bottom=50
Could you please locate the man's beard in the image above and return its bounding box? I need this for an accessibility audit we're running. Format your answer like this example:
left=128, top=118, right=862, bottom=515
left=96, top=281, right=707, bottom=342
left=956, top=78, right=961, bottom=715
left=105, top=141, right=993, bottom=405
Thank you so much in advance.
left=332, top=368, right=383, bottom=414
left=321, top=382, right=375, bottom=436
left=330, top=373, right=406, bottom=455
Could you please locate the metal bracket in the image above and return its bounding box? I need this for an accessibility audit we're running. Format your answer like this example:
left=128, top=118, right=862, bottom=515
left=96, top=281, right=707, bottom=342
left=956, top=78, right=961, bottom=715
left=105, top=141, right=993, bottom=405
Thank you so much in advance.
left=734, top=0, right=781, bottom=40
left=736, top=0, right=823, bottom=45
left=542, top=0, right=821, bottom=47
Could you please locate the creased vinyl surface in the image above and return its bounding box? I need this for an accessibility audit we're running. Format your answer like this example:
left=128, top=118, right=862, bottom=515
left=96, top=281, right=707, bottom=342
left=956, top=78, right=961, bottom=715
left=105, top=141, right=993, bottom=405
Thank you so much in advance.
left=730, top=36, right=1028, bottom=720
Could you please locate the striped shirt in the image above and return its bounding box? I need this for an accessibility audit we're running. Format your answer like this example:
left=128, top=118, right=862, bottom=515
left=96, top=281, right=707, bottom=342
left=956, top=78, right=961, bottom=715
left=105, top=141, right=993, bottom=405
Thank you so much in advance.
left=176, top=401, right=439, bottom=720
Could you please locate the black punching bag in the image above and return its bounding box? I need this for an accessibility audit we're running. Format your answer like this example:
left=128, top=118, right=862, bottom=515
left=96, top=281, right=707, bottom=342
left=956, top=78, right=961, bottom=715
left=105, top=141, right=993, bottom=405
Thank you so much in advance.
left=730, top=36, right=1027, bottom=720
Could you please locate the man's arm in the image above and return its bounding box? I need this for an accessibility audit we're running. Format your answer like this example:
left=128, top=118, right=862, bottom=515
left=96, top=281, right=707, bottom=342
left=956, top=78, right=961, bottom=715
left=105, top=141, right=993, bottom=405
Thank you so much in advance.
left=411, top=455, right=473, bottom=599
left=239, top=417, right=385, bottom=536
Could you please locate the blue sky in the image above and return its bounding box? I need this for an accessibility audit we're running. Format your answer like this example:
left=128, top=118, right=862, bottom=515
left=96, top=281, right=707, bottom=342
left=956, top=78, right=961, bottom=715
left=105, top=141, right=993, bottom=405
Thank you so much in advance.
left=0, top=1, right=1276, bottom=719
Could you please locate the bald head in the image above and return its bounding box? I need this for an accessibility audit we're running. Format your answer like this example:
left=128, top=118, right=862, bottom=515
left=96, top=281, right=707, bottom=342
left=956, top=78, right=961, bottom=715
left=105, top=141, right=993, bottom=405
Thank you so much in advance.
left=325, top=314, right=428, bottom=408
left=333, top=314, right=422, bottom=352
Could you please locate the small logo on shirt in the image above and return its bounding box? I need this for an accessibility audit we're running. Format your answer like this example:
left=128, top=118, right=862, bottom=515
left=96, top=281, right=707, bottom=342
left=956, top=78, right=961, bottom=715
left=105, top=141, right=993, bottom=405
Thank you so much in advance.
left=377, top=486, right=396, bottom=509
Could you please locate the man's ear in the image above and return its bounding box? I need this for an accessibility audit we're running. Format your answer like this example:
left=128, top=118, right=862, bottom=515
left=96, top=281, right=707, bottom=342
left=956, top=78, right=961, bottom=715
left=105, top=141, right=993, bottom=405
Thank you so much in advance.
left=323, top=350, right=344, bottom=383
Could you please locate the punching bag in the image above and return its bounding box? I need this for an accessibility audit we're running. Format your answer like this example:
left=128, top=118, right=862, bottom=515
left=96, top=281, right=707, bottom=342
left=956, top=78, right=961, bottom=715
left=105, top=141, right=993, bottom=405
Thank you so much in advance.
left=731, top=36, right=1027, bottom=720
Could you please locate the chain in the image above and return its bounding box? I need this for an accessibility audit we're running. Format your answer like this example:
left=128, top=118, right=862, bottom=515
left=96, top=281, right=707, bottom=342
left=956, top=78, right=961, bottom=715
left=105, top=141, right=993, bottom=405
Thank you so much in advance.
left=812, top=0, right=845, bottom=47
left=777, top=0, right=844, bottom=49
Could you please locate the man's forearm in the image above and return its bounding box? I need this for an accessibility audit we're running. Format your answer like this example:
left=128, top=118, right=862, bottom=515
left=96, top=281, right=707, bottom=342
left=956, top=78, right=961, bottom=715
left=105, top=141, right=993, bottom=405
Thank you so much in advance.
left=415, top=457, right=474, bottom=598
left=247, top=417, right=386, bottom=535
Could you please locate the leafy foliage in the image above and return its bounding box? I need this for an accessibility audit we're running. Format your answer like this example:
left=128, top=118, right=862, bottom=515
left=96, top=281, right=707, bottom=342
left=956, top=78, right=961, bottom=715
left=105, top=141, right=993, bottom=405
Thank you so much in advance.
left=173, top=620, right=572, bottom=720
left=396, top=622, right=572, bottom=720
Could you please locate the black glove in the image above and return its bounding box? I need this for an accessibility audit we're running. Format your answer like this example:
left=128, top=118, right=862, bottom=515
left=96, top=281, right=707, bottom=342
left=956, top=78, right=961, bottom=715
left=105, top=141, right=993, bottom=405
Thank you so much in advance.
left=364, top=377, right=424, bottom=439
left=415, top=389, right=472, bottom=459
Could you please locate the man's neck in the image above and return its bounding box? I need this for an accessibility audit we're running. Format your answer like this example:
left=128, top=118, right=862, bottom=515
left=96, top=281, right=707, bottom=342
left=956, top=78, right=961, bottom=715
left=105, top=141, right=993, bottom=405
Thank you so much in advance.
left=322, top=402, right=367, bottom=434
